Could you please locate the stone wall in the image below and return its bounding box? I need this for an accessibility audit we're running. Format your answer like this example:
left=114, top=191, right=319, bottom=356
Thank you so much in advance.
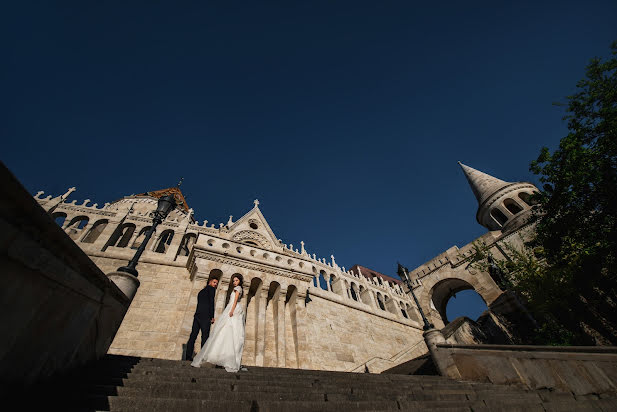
left=303, top=289, right=427, bottom=373
left=0, top=162, right=130, bottom=384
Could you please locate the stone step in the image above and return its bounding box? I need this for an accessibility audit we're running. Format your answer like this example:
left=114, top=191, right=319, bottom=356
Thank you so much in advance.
left=52, top=355, right=617, bottom=412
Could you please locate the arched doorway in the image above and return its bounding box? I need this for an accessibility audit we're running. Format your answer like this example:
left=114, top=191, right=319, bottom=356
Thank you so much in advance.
left=429, top=278, right=488, bottom=325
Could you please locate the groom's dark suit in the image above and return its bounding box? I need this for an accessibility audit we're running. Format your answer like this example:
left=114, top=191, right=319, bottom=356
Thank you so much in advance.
left=185, top=284, right=216, bottom=361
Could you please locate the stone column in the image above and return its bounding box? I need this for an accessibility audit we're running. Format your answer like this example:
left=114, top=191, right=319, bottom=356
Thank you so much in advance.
left=423, top=328, right=461, bottom=379
left=360, top=288, right=377, bottom=308
left=277, top=289, right=287, bottom=367
left=255, top=286, right=268, bottom=366
left=295, top=290, right=308, bottom=369
left=214, top=279, right=231, bottom=315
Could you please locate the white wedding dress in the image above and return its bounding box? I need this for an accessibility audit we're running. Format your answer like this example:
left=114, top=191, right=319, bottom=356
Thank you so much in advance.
left=191, top=286, right=245, bottom=372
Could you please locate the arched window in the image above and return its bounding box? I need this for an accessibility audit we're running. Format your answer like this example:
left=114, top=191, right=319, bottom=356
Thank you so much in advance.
left=490, top=209, right=508, bottom=226
left=350, top=283, right=359, bottom=301
left=52, top=212, right=67, bottom=227
left=131, top=226, right=151, bottom=249
left=154, top=229, right=174, bottom=253
left=503, top=198, right=523, bottom=215
left=376, top=292, right=385, bottom=311
left=177, top=233, right=197, bottom=256
left=82, top=219, right=108, bottom=243
left=329, top=274, right=336, bottom=292
left=65, top=216, right=89, bottom=239
left=518, top=192, right=537, bottom=206
left=400, top=301, right=409, bottom=319
left=317, top=271, right=328, bottom=291
left=107, top=223, right=136, bottom=248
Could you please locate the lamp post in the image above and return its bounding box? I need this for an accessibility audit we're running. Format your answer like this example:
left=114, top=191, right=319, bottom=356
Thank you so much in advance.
left=397, top=263, right=434, bottom=331
left=117, top=194, right=177, bottom=277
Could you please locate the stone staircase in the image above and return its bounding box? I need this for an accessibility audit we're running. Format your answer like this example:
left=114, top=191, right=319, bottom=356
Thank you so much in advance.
left=23, top=355, right=617, bottom=411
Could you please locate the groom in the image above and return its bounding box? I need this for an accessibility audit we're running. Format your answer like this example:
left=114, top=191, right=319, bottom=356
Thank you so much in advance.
left=185, top=278, right=219, bottom=361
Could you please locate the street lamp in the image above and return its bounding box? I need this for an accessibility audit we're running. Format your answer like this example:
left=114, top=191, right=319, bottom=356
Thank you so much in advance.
left=397, top=262, right=434, bottom=331
left=117, top=193, right=177, bottom=277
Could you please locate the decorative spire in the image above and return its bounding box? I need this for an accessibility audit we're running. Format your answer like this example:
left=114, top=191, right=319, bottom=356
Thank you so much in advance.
left=253, top=199, right=260, bottom=208
left=458, top=162, right=510, bottom=205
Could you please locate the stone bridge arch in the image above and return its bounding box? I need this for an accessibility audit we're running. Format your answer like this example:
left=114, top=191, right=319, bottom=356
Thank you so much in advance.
left=416, top=269, right=502, bottom=329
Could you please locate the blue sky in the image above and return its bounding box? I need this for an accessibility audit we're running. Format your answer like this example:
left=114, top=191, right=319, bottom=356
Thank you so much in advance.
left=2, top=1, right=616, bottom=321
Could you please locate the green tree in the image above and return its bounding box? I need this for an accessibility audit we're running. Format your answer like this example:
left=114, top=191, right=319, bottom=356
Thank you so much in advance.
left=471, top=41, right=617, bottom=345
left=529, top=41, right=617, bottom=344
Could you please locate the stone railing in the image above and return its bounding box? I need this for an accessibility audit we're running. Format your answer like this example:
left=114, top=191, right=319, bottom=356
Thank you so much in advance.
left=347, top=340, right=428, bottom=374
left=0, top=161, right=131, bottom=384
left=434, top=343, right=617, bottom=395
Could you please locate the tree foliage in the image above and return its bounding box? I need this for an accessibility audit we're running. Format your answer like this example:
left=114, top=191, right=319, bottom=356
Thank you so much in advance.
left=471, top=42, right=617, bottom=345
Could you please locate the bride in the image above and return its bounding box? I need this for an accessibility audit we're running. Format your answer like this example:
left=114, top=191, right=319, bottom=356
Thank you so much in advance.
left=191, top=274, right=246, bottom=372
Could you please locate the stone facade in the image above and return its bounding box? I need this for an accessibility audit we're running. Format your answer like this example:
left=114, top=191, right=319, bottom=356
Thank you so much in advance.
left=32, top=162, right=538, bottom=372
left=35, top=191, right=427, bottom=373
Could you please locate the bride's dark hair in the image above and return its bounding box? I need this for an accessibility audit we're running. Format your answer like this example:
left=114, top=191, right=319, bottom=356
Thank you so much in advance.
left=231, top=273, right=243, bottom=287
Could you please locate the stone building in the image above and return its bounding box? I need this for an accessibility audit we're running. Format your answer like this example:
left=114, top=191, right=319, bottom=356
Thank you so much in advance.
left=33, top=162, right=539, bottom=372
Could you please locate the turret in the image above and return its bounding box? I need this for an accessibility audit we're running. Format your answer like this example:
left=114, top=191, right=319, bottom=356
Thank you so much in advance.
left=459, top=162, right=538, bottom=232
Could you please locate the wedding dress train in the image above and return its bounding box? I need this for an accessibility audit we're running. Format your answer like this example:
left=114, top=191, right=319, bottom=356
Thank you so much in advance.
left=191, top=285, right=245, bottom=372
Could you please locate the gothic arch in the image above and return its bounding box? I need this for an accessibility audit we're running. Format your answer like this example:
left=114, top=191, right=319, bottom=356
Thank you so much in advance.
left=417, top=270, right=500, bottom=327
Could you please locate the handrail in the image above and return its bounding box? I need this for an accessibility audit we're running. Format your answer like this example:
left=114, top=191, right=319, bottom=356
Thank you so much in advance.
left=346, top=340, right=428, bottom=372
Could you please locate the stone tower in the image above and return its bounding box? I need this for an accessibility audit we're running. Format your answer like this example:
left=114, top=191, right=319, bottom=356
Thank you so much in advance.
left=458, top=162, right=538, bottom=232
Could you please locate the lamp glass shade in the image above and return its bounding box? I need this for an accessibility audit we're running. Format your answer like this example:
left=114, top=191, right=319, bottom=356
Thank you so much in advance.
left=156, top=194, right=177, bottom=217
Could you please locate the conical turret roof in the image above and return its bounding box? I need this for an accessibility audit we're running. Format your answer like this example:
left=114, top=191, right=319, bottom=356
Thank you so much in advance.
left=458, top=162, right=511, bottom=205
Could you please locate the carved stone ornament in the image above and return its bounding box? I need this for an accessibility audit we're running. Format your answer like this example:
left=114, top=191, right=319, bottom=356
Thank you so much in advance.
left=190, top=249, right=312, bottom=282
left=232, top=230, right=271, bottom=249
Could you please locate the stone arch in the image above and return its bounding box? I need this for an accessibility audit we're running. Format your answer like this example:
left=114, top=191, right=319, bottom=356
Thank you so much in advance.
left=328, top=274, right=337, bottom=293
left=154, top=229, right=174, bottom=253
left=422, top=276, right=493, bottom=327
left=375, top=292, right=385, bottom=311
left=131, top=226, right=151, bottom=249
left=518, top=191, right=536, bottom=206
left=399, top=301, right=409, bottom=319
left=490, top=208, right=508, bottom=227
left=317, top=270, right=328, bottom=291
left=82, top=219, right=108, bottom=243
left=52, top=212, right=67, bottom=227
left=350, top=282, right=359, bottom=301
left=503, top=198, right=523, bottom=215
left=176, top=233, right=197, bottom=257
left=65, top=215, right=89, bottom=239
left=107, top=223, right=136, bottom=248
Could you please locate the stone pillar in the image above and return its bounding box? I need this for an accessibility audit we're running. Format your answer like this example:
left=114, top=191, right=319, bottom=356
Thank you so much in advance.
left=423, top=328, right=461, bottom=379
left=277, top=289, right=287, bottom=367
left=360, top=288, right=376, bottom=308
left=107, top=271, right=140, bottom=302
left=295, top=290, right=308, bottom=369
left=214, top=279, right=231, bottom=315
left=255, top=286, right=268, bottom=366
